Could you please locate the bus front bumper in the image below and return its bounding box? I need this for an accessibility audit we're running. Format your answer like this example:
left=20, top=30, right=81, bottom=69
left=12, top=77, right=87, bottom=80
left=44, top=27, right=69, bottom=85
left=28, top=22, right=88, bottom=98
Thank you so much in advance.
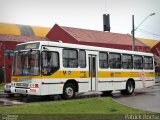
left=11, top=87, right=40, bottom=95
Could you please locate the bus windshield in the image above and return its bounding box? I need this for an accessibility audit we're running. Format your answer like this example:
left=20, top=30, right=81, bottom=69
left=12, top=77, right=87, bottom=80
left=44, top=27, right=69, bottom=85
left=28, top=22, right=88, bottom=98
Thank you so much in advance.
left=12, top=50, right=40, bottom=76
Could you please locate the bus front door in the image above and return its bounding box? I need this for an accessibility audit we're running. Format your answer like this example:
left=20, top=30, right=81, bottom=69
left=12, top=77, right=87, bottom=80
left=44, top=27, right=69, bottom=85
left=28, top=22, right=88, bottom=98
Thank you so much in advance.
left=88, top=55, right=97, bottom=91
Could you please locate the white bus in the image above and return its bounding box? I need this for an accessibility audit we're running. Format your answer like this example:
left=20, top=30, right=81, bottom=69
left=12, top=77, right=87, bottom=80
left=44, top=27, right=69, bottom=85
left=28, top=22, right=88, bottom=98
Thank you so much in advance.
left=10, top=40, right=155, bottom=99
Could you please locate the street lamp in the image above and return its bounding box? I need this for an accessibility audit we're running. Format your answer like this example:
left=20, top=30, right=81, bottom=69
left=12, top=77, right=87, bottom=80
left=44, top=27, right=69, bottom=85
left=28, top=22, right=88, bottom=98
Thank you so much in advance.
left=132, top=13, right=156, bottom=51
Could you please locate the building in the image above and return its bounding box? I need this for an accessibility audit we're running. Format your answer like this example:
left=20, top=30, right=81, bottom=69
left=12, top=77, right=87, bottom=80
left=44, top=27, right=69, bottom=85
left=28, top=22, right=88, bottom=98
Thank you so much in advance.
left=138, top=38, right=159, bottom=49
left=0, top=23, right=155, bottom=83
left=0, top=23, right=50, bottom=82
left=151, top=42, right=160, bottom=80
left=46, top=24, right=150, bottom=52
left=151, top=42, right=160, bottom=57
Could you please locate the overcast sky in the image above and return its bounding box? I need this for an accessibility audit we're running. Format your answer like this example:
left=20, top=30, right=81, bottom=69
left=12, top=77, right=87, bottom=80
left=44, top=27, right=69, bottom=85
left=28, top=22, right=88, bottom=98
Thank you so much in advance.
left=0, top=0, right=160, bottom=40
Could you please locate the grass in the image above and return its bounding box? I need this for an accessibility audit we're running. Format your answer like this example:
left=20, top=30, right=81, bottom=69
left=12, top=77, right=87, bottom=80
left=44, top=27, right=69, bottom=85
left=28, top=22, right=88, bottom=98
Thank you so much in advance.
left=0, top=97, right=145, bottom=114
left=0, top=83, right=4, bottom=90
left=0, top=97, right=152, bottom=120
left=156, top=75, right=160, bottom=79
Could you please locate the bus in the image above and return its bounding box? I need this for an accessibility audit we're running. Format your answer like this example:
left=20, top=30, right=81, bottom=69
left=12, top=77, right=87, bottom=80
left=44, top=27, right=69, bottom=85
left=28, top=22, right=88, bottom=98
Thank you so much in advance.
left=10, top=40, right=155, bottom=99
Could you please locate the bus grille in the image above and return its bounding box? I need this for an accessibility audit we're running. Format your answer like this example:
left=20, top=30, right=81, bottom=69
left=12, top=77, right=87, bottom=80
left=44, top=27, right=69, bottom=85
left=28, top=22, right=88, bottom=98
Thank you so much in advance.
left=16, top=83, right=28, bottom=88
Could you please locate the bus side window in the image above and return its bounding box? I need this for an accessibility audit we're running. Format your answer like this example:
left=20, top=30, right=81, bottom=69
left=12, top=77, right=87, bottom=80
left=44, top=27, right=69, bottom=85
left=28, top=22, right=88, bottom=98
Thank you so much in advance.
left=122, top=54, right=133, bottom=69
left=42, top=51, right=59, bottom=75
left=63, top=49, right=78, bottom=68
left=133, top=55, right=143, bottom=69
left=109, top=53, right=121, bottom=69
left=79, top=50, right=86, bottom=68
left=99, top=52, right=108, bottom=69
left=144, top=56, right=153, bottom=70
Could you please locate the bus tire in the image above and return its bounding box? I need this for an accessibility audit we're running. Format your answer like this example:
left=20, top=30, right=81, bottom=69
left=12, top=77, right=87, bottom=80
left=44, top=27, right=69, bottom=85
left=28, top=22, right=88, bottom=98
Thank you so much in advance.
left=63, top=83, right=75, bottom=100
left=121, top=80, right=135, bottom=95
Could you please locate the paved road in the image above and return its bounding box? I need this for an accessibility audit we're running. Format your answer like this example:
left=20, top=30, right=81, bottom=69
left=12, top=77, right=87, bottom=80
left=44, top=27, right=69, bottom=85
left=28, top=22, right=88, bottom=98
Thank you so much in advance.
left=113, top=82, right=160, bottom=113
left=0, top=91, right=25, bottom=106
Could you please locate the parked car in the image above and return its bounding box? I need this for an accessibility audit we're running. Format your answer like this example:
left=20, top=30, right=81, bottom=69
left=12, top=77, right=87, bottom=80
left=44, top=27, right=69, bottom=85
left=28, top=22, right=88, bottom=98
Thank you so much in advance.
left=4, top=83, right=15, bottom=97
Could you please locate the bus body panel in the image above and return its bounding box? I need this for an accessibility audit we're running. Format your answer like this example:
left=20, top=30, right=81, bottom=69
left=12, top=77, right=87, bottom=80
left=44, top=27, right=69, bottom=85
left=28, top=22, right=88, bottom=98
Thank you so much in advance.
left=10, top=41, right=155, bottom=96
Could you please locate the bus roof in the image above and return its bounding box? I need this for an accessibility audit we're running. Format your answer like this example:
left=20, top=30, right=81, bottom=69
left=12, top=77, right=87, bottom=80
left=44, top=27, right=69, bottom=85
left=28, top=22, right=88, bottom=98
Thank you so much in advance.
left=16, top=40, right=153, bottom=56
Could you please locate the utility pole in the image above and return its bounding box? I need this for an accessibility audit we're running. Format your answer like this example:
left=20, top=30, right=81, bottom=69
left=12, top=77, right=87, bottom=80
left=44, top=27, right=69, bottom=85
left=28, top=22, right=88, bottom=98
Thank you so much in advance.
left=132, top=15, right=135, bottom=51
left=131, top=13, right=155, bottom=51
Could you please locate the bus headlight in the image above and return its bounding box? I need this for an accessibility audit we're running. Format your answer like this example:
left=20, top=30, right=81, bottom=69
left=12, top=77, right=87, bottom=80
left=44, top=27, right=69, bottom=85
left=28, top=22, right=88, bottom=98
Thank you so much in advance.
left=29, top=84, right=34, bottom=88
left=29, top=84, right=39, bottom=88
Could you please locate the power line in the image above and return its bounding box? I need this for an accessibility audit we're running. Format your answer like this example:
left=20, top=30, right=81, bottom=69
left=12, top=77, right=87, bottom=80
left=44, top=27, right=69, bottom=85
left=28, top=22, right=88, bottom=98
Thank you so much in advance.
left=137, top=28, right=160, bottom=37
left=134, top=13, right=156, bottom=31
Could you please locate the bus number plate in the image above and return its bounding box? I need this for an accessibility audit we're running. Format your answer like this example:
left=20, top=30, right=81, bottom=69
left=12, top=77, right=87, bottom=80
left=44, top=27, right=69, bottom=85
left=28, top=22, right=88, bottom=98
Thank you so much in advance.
left=16, top=89, right=26, bottom=94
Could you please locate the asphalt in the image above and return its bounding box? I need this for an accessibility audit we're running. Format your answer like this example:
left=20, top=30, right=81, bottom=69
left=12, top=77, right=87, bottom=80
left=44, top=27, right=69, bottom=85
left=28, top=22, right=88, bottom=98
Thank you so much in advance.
left=113, top=82, right=160, bottom=113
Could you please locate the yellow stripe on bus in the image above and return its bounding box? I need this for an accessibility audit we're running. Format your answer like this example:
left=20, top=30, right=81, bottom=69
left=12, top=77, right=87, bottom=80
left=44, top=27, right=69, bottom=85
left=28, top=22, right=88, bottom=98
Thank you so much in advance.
left=98, top=71, right=155, bottom=78
left=11, top=71, right=155, bottom=82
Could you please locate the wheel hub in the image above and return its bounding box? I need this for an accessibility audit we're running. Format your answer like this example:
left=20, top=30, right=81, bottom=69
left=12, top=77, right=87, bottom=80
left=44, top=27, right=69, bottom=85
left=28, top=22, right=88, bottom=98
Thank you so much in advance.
left=128, top=83, right=133, bottom=92
left=66, top=87, right=73, bottom=97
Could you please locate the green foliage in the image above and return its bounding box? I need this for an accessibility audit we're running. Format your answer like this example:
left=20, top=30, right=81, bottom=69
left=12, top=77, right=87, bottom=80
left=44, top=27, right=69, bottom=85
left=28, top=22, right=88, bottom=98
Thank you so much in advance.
left=0, top=66, right=4, bottom=83
left=0, top=83, right=4, bottom=90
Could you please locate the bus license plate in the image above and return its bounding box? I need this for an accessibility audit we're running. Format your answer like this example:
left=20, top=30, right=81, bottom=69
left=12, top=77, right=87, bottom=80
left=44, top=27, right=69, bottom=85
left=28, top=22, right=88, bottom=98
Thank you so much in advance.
left=16, top=89, right=26, bottom=94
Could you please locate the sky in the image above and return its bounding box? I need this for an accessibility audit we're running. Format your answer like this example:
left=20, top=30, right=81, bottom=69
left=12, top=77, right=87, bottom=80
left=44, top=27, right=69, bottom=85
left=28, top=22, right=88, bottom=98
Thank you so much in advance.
left=0, top=0, right=160, bottom=40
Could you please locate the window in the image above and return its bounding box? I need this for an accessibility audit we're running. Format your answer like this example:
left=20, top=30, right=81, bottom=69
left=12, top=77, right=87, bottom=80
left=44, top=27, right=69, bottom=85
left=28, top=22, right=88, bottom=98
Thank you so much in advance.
left=122, top=54, right=133, bottom=69
left=133, top=56, right=143, bottom=69
left=13, top=51, right=40, bottom=76
left=42, top=51, right=59, bottom=75
left=79, top=50, right=86, bottom=68
left=28, top=51, right=40, bottom=75
left=99, top=52, right=108, bottom=69
left=144, top=57, right=153, bottom=70
left=92, top=57, right=96, bottom=77
left=63, top=49, right=78, bottom=68
left=109, top=53, right=121, bottom=69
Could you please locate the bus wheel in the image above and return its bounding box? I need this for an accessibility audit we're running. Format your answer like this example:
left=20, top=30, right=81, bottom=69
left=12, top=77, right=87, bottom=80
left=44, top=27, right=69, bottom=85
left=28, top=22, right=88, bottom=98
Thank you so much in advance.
left=63, top=83, right=75, bottom=100
left=121, top=80, right=135, bottom=95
